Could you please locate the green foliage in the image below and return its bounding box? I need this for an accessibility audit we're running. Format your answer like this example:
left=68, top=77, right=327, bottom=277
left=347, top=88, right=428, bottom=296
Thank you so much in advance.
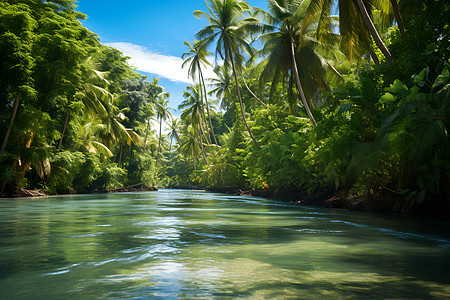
left=0, top=1, right=162, bottom=195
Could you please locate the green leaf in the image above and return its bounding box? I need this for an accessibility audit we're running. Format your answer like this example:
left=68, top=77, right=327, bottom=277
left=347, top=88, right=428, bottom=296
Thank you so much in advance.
left=379, top=93, right=396, bottom=104
left=432, top=65, right=449, bottom=90
left=385, top=79, right=409, bottom=97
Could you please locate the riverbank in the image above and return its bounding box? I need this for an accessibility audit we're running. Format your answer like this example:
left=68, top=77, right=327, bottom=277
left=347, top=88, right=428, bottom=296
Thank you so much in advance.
left=203, top=186, right=450, bottom=219
left=0, top=186, right=158, bottom=198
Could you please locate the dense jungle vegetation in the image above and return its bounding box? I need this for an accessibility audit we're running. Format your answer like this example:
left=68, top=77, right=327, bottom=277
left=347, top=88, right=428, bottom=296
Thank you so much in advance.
left=1, top=0, right=449, bottom=215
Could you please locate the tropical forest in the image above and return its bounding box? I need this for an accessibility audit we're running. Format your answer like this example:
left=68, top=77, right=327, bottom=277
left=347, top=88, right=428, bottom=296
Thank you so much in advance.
left=1, top=0, right=448, bottom=215
left=1, top=0, right=450, bottom=298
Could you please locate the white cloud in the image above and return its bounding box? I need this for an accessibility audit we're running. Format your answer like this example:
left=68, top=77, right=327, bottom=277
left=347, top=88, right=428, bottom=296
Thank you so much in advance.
left=104, top=42, right=216, bottom=84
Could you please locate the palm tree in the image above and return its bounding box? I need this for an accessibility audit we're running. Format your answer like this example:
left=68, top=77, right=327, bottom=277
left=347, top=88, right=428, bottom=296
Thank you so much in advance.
left=255, top=0, right=341, bottom=126
left=57, top=59, right=111, bottom=151
left=154, top=91, right=172, bottom=166
left=303, top=0, right=393, bottom=64
left=194, top=0, right=264, bottom=147
left=209, top=65, right=234, bottom=110
left=179, top=85, right=209, bottom=165
left=74, top=118, right=113, bottom=157
left=179, top=125, right=202, bottom=170
left=167, top=116, right=180, bottom=152
left=182, top=41, right=218, bottom=145
left=81, top=84, right=135, bottom=150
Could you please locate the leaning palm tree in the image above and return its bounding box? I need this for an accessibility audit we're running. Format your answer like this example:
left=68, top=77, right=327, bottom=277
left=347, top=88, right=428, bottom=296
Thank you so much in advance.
left=194, top=0, right=265, bottom=147
left=182, top=41, right=218, bottom=145
left=154, top=91, right=171, bottom=166
left=254, top=0, right=341, bottom=126
left=303, top=0, right=393, bottom=64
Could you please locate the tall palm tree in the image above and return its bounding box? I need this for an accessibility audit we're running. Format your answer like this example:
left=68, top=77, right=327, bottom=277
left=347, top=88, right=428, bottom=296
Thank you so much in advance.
left=303, top=0, right=393, bottom=64
left=154, top=91, right=171, bottom=166
left=255, top=0, right=340, bottom=126
left=182, top=41, right=218, bottom=145
left=179, top=85, right=209, bottom=164
left=194, top=0, right=264, bottom=147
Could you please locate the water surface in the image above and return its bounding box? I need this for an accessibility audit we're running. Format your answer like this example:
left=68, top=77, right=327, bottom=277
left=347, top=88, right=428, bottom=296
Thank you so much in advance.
left=0, top=189, right=449, bottom=299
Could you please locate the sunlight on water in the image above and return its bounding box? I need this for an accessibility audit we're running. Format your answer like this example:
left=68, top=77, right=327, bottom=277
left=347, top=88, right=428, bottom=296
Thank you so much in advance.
left=0, top=189, right=449, bottom=299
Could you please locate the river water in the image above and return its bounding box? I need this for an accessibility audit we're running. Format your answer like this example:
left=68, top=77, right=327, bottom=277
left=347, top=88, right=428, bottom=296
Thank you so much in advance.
left=0, top=189, right=449, bottom=299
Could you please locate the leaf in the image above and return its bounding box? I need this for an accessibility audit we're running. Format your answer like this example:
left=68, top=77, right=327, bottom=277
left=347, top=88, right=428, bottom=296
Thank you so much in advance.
left=379, top=93, right=396, bottom=104
left=385, top=79, right=410, bottom=98
left=432, top=65, right=449, bottom=90
left=411, top=66, right=429, bottom=85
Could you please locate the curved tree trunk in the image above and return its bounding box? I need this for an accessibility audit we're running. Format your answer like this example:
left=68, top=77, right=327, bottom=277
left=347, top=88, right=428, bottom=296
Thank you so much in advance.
left=228, top=49, right=259, bottom=147
left=0, top=92, right=21, bottom=158
left=240, top=74, right=267, bottom=108
left=290, top=38, right=317, bottom=128
left=57, top=108, right=71, bottom=151
left=390, top=0, right=406, bottom=38
left=199, top=66, right=218, bottom=145
left=356, top=0, right=393, bottom=64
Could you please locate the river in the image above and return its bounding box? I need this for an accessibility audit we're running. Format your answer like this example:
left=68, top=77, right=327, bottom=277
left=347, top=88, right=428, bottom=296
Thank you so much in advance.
left=0, top=189, right=449, bottom=299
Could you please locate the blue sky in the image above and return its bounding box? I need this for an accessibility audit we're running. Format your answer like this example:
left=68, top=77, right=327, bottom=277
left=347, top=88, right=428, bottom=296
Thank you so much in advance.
left=76, top=0, right=268, bottom=115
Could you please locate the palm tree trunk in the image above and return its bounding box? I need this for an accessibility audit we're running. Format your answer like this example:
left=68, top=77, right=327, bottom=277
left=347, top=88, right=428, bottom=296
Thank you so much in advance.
left=197, top=74, right=212, bottom=145
left=197, top=111, right=209, bottom=165
left=240, top=74, right=267, bottom=108
left=368, top=47, right=380, bottom=65
left=57, top=108, right=71, bottom=151
left=143, top=118, right=150, bottom=154
left=197, top=128, right=208, bottom=165
left=390, top=0, right=406, bottom=38
left=157, top=116, right=162, bottom=165
left=0, top=92, right=20, bottom=158
left=356, top=0, right=393, bottom=64
left=228, top=49, right=259, bottom=147
left=290, top=38, right=317, bottom=128
left=118, top=145, right=123, bottom=167
left=200, top=116, right=211, bottom=147
left=199, top=67, right=218, bottom=145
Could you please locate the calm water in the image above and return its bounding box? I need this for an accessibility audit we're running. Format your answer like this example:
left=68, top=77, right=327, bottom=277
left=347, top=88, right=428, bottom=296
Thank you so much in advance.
left=0, top=189, right=449, bottom=299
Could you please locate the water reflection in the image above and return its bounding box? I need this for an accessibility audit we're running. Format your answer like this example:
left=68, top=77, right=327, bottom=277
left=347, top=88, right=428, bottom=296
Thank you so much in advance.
left=0, top=190, right=449, bottom=299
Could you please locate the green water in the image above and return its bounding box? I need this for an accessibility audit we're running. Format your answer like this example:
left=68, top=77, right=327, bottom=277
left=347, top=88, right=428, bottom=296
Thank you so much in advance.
left=0, top=189, right=449, bottom=299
